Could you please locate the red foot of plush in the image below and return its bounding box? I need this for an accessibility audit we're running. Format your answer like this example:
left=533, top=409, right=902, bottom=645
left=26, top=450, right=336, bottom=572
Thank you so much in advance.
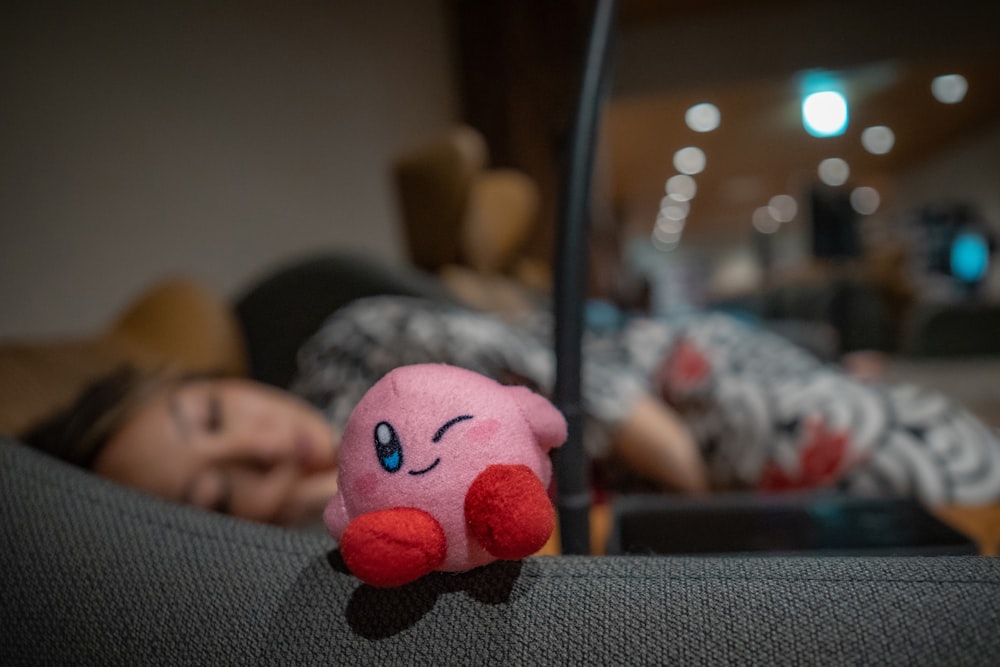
left=465, top=464, right=555, bottom=560
left=340, top=508, right=446, bottom=587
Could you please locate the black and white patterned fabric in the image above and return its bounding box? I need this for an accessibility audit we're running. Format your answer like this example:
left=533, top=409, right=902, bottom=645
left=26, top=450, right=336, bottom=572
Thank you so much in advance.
left=291, top=296, right=644, bottom=456
left=618, top=312, right=1000, bottom=505
left=291, top=296, right=1000, bottom=505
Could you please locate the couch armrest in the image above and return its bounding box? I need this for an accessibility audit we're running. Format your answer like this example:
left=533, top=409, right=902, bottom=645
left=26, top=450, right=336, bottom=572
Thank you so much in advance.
left=3, top=439, right=999, bottom=665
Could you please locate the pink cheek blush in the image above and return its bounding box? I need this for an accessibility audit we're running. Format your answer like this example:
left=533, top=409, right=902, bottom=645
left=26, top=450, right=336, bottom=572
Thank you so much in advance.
left=466, top=419, right=500, bottom=445
left=350, top=472, right=380, bottom=499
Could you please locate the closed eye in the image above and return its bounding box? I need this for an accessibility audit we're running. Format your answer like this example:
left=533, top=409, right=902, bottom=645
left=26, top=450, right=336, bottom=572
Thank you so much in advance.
left=432, top=415, right=473, bottom=443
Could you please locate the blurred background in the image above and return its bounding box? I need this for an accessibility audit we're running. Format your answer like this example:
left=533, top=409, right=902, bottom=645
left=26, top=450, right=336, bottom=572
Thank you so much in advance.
left=2, top=1, right=998, bottom=385
left=0, top=1, right=456, bottom=338
left=601, top=0, right=1000, bottom=323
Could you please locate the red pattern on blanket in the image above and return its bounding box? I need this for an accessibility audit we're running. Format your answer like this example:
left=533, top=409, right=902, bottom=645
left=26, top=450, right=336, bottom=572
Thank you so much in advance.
left=759, top=417, right=851, bottom=492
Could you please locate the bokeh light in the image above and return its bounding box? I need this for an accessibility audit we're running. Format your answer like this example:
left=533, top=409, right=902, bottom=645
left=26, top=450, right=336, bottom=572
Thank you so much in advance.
left=768, top=194, right=798, bottom=223
left=652, top=224, right=681, bottom=251
left=666, top=174, right=697, bottom=201
left=931, top=74, right=968, bottom=104
left=655, top=214, right=684, bottom=235
left=818, top=157, right=850, bottom=186
left=849, top=186, right=880, bottom=215
left=752, top=206, right=780, bottom=234
left=802, top=91, right=849, bottom=137
left=673, top=146, right=706, bottom=175
left=861, top=125, right=895, bottom=155
left=685, top=103, right=721, bottom=133
left=658, top=195, right=690, bottom=221
left=951, top=232, right=989, bottom=282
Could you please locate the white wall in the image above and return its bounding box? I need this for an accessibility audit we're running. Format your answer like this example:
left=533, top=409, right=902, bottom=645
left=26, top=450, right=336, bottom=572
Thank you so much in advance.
left=0, top=1, right=457, bottom=338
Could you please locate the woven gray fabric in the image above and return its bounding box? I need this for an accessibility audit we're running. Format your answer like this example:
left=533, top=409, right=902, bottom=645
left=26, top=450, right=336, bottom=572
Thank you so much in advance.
left=3, top=438, right=999, bottom=666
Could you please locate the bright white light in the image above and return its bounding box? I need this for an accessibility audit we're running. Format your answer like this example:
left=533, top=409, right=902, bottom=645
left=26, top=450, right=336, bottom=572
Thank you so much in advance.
left=850, top=186, right=880, bottom=215
left=658, top=195, right=690, bottom=221
left=931, top=74, right=968, bottom=104
left=768, top=194, right=798, bottom=223
left=666, top=174, right=697, bottom=201
left=673, top=146, right=706, bottom=175
left=685, top=103, right=721, bottom=133
left=818, top=157, right=850, bottom=186
left=802, top=91, right=849, bottom=137
left=752, top=207, right=780, bottom=234
left=861, top=125, right=895, bottom=155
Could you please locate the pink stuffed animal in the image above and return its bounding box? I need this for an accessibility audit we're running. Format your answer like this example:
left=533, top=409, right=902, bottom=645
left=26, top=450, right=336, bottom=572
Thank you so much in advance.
left=324, top=364, right=567, bottom=587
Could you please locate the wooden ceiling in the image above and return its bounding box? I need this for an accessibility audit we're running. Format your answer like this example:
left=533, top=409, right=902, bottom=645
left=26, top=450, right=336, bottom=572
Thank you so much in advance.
left=603, top=0, right=1000, bottom=245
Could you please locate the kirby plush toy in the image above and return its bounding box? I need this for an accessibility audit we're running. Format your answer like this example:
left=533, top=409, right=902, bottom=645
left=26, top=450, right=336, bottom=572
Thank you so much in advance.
left=324, top=363, right=567, bottom=588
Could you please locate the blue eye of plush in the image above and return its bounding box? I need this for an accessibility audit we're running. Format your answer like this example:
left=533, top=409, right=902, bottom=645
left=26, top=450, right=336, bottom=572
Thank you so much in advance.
left=374, top=421, right=403, bottom=473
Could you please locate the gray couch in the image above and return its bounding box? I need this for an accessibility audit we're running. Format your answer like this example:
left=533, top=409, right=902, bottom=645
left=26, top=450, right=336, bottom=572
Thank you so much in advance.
left=3, top=439, right=1000, bottom=665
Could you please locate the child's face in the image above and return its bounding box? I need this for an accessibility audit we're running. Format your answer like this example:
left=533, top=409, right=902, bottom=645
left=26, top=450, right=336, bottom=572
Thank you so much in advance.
left=94, top=378, right=340, bottom=526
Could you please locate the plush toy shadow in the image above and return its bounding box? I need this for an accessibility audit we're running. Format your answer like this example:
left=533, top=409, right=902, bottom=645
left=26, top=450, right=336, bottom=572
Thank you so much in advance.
left=327, top=550, right=525, bottom=639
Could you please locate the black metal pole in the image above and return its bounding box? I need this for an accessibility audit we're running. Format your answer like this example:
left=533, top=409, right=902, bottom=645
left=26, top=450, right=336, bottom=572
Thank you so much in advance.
left=553, top=0, right=617, bottom=555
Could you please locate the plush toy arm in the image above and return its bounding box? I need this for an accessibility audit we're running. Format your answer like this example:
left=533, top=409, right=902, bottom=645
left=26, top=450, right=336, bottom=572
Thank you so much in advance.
left=465, top=464, right=555, bottom=559
left=339, top=508, right=447, bottom=588
left=323, top=491, right=350, bottom=540
left=507, top=386, right=567, bottom=453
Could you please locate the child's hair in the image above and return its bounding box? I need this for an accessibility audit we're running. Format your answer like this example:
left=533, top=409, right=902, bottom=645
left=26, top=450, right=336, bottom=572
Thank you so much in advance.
left=19, top=366, right=181, bottom=469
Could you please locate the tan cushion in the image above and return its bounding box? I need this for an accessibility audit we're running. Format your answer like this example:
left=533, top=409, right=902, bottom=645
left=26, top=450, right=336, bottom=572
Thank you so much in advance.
left=0, top=278, right=247, bottom=436
left=392, top=125, right=488, bottom=272
left=461, top=169, right=540, bottom=274
left=108, top=278, right=247, bottom=377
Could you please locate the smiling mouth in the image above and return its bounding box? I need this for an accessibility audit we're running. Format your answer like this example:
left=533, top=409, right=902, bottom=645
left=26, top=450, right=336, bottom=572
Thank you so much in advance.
left=408, top=458, right=441, bottom=476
